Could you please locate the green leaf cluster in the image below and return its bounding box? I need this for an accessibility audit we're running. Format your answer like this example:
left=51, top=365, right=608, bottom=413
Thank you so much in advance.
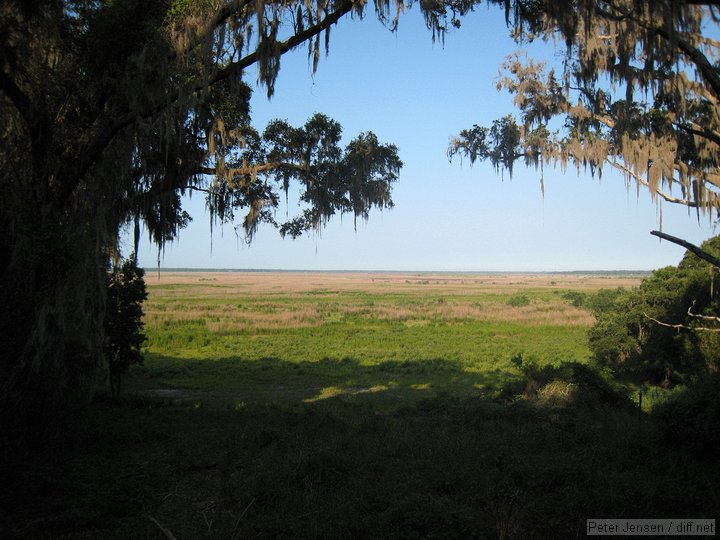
left=588, top=236, right=720, bottom=385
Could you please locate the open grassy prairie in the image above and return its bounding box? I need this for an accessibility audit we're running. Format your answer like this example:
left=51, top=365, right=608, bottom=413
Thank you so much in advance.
left=131, top=271, right=642, bottom=406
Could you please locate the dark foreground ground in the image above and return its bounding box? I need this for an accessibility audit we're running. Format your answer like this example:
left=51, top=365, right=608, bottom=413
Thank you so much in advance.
left=3, top=384, right=718, bottom=540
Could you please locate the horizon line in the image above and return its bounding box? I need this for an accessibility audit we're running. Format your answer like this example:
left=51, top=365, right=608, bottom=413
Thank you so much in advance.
left=141, top=267, right=654, bottom=275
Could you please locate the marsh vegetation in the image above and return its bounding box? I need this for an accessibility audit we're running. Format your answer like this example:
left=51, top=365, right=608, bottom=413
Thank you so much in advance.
left=129, top=272, right=634, bottom=406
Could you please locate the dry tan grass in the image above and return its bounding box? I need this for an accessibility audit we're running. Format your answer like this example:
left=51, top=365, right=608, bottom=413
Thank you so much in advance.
left=145, top=271, right=642, bottom=295
left=343, top=301, right=595, bottom=326
left=145, top=302, right=323, bottom=331
left=144, top=271, right=634, bottom=331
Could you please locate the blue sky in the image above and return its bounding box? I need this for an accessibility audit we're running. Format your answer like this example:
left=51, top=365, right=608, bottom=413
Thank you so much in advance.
left=131, top=5, right=717, bottom=271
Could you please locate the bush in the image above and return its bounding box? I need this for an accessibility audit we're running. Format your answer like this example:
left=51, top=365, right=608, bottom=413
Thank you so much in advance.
left=507, top=355, right=633, bottom=410
left=506, top=294, right=530, bottom=307
left=561, top=291, right=587, bottom=308
left=584, top=287, right=627, bottom=316
left=104, top=257, right=148, bottom=399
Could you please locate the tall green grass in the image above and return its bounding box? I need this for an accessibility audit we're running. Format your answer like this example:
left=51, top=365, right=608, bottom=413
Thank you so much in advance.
left=130, top=282, right=593, bottom=407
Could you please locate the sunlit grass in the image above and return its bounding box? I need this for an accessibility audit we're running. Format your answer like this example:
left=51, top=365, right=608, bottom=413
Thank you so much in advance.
left=127, top=272, right=636, bottom=408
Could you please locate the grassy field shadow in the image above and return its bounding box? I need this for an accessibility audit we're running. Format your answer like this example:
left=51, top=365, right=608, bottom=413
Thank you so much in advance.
left=125, top=353, right=519, bottom=408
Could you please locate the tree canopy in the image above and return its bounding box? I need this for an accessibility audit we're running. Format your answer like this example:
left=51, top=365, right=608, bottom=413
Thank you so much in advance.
left=587, top=235, right=720, bottom=385
left=0, top=0, right=409, bottom=440
left=449, top=0, right=720, bottom=219
left=1, top=0, right=490, bottom=442
left=1, top=0, right=405, bottom=252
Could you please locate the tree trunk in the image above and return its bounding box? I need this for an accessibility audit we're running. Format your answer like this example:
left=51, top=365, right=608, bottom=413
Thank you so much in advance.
left=0, top=197, right=107, bottom=449
left=109, top=371, right=122, bottom=401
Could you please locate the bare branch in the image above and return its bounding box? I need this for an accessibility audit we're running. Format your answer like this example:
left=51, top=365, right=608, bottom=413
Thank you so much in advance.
left=208, top=0, right=356, bottom=88
left=687, top=301, right=720, bottom=322
left=171, top=0, right=254, bottom=59
left=678, top=31, right=720, bottom=50
left=650, top=230, right=720, bottom=267
left=595, top=3, right=720, bottom=98
left=179, top=185, right=214, bottom=195
left=196, top=161, right=310, bottom=177
left=685, top=0, right=720, bottom=6
left=673, top=121, right=720, bottom=148
left=643, top=312, right=687, bottom=330
left=149, top=517, right=177, bottom=540
left=644, top=312, right=720, bottom=332
left=0, top=71, right=32, bottom=126
left=606, top=160, right=706, bottom=208
left=653, top=27, right=720, bottom=100
left=58, top=0, right=358, bottom=205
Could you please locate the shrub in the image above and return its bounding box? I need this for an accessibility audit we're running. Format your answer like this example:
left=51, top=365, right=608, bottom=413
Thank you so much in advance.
left=507, top=355, right=633, bottom=410
left=104, top=257, right=148, bottom=399
left=561, top=291, right=587, bottom=308
left=584, top=287, right=627, bottom=316
left=506, top=294, right=530, bottom=307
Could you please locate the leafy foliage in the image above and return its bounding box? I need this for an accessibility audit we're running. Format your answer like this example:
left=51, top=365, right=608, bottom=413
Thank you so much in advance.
left=450, top=1, right=720, bottom=217
left=587, top=236, right=720, bottom=384
left=509, top=354, right=633, bottom=409
left=561, top=290, right=587, bottom=308
left=104, top=258, right=148, bottom=399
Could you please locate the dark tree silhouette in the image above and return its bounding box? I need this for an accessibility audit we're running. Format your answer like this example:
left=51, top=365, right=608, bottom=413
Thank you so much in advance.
left=104, top=257, right=148, bottom=400
left=0, top=0, right=409, bottom=441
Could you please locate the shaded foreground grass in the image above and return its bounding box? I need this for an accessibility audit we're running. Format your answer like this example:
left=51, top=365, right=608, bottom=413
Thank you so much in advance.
left=5, top=395, right=718, bottom=539
left=131, top=353, right=518, bottom=408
